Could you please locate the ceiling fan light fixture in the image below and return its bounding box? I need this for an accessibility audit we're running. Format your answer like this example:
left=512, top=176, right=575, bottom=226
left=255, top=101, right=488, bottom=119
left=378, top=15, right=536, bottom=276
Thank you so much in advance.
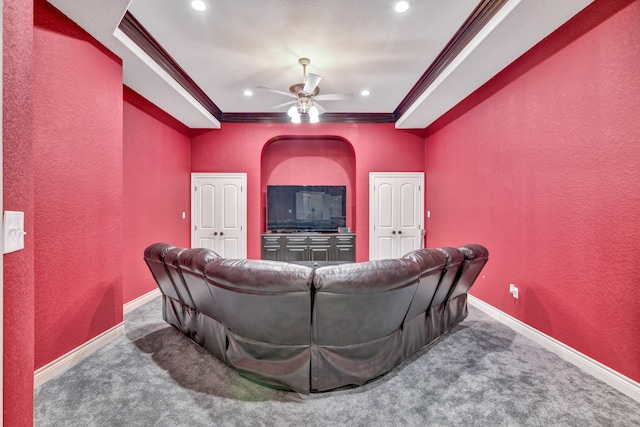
left=287, top=105, right=299, bottom=118
left=309, top=105, right=320, bottom=123
left=291, top=115, right=301, bottom=124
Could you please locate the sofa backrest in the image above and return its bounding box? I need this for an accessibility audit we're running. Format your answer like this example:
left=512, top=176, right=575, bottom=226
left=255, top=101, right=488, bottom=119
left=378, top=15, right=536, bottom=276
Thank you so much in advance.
left=447, top=244, right=489, bottom=300
left=143, top=242, right=179, bottom=301
left=402, top=248, right=449, bottom=321
left=431, top=247, right=465, bottom=307
left=312, top=258, right=421, bottom=346
left=163, top=247, right=194, bottom=307
left=205, top=259, right=314, bottom=345
left=176, top=248, right=223, bottom=321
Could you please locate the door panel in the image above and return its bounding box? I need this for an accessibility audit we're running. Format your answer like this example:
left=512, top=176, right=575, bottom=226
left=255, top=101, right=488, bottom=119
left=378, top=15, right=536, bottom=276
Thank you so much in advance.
left=198, top=237, right=216, bottom=251
left=222, top=184, right=239, bottom=228
left=399, top=183, right=418, bottom=228
left=397, top=178, right=422, bottom=251
left=377, top=183, right=395, bottom=228
left=220, top=237, right=240, bottom=259
left=198, top=184, right=216, bottom=229
left=376, top=236, right=394, bottom=260
left=400, top=236, right=419, bottom=258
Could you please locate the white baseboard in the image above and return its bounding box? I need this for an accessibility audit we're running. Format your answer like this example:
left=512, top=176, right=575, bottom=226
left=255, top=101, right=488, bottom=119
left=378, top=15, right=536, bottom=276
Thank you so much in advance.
left=34, top=322, right=125, bottom=388
left=123, top=288, right=161, bottom=314
left=468, top=294, right=640, bottom=403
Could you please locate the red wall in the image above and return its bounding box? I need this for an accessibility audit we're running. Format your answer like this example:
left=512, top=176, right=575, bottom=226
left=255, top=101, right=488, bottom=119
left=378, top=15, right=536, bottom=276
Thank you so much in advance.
left=424, top=0, right=640, bottom=382
left=123, top=88, right=191, bottom=302
left=32, top=2, right=124, bottom=369
left=3, top=0, right=35, bottom=424
left=191, top=123, right=425, bottom=261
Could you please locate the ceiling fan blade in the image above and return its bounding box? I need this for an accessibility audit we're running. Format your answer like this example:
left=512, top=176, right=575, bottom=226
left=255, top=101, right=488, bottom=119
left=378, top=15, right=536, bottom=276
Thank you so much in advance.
left=270, top=100, right=297, bottom=110
left=303, top=73, right=322, bottom=94
left=315, top=93, right=355, bottom=101
left=312, top=101, right=327, bottom=115
left=256, top=86, right=295, bottom=97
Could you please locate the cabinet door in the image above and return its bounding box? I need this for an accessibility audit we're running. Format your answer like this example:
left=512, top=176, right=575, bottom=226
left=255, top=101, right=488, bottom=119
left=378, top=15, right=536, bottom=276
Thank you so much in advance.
left=283, top=236, right=308, bottom=262
left=333, top=234, right=355, bottom=262
left=261, top=235, right=282, bottom=261
left=308, top=235, right=332, bottom=262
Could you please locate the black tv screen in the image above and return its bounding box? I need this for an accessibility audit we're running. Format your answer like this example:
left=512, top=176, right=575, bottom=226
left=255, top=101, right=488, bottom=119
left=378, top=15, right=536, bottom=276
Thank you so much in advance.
left=267, top=185, right=346, bottom=232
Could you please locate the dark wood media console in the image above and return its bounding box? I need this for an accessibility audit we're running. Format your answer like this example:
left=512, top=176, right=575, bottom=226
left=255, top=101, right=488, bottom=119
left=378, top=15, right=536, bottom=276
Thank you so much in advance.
left=261, top=233, right=355, bottom=263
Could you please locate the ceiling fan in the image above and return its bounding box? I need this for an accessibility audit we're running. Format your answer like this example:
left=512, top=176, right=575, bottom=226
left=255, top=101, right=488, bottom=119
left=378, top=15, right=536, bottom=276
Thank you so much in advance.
left=257, top=58, right=355, bottom=123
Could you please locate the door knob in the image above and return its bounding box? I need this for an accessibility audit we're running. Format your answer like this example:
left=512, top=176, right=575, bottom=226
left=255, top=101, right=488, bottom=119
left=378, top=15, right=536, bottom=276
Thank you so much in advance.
left=398, top=230, right=402, bottom=235
left=220, top=232, right=224, bottom=236
left=391, top=230, right=396, bottom=235
left=213, top=232, right=218, bottom=236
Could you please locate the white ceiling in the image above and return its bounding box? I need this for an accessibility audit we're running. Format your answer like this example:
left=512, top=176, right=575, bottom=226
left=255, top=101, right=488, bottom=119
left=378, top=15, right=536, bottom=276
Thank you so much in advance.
left=47, top=0, right=594, bottom=129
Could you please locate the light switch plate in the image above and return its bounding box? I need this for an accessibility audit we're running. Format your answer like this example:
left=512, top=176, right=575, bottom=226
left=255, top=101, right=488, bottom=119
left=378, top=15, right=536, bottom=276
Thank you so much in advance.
left=3, top=211, right=25, bottom=254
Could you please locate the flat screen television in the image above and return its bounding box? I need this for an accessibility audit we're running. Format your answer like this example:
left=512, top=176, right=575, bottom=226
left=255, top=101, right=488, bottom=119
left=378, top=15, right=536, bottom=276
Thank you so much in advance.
left=266, top=185, right=347, bottom=232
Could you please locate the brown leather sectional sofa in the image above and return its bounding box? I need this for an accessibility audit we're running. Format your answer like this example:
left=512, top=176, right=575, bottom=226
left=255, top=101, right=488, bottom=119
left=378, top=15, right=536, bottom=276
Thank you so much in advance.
left=144, top=242, right=488, bottom=394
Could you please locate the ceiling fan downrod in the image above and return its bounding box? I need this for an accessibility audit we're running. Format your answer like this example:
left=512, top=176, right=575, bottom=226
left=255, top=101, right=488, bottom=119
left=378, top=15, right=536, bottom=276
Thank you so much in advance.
left=299, top=57, right=311, bottom=83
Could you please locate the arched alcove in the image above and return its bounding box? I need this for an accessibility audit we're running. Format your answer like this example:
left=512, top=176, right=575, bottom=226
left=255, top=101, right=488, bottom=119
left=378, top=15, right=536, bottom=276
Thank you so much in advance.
left=260, top=136, right=356, bottom=233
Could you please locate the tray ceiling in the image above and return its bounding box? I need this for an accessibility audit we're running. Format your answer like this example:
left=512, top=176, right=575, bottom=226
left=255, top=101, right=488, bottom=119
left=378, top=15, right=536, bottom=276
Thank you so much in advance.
left=47, top=0, right=594, bottom=129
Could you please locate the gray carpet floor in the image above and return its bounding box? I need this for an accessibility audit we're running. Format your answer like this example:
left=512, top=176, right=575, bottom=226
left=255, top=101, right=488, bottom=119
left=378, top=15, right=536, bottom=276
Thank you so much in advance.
left=34, top=296, right=640, bottom=426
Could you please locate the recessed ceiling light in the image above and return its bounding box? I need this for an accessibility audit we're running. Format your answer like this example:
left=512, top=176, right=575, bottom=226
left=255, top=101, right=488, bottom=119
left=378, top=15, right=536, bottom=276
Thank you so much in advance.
left=394, top=1, right=410, bottom=13
left=361, top=90, right=370, bottom=96
left=191, top=0, right=206, bottom=12
left=243, top=90, right=253, bottom=96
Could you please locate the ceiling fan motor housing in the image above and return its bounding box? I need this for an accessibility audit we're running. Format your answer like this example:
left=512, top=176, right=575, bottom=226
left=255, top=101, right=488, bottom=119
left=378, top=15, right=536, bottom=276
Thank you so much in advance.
left=289, top=83, right=320, bottom=98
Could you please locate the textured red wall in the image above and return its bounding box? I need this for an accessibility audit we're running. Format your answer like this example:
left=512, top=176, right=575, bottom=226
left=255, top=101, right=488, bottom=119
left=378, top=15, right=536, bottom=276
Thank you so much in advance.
left=123, top=87, right=191, bottom=302
left=32, top=2, right=124, bottom=369
left=424, top=0, right=640, bottom=381
left=3, top=0, right=35, bottom=424
left=191, top=123, right=425, bottom=261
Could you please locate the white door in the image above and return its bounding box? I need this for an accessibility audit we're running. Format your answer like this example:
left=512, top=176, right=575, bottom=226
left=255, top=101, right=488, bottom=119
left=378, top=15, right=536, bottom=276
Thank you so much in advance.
left=370, top=173, right=424, bottom=260
left=192, top=173, right=246, bottom=258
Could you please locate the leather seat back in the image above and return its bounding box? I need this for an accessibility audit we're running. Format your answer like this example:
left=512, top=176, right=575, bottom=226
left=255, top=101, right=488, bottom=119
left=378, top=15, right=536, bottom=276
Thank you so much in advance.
left=402, top=248, right=449, bottom=321
left=164, top=247, right=193, bottom=307
left=442, top=244, right=490, bottom=332
left=431, top=247, right=465, bottom=307
left=205, top=259, right=314, bottom=345
left=143, top=242, right=179, bottom=301
left=311, top=258, right=420, bottom=391
left=205, top=259, right=314, bottom=393
left=448, top=244, right=489, bottom=300
left=313, top=259, right=421, bottom=346
left=399, top=248, right=449, bottom=359
left=176, top=248, right=222, bottom=321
